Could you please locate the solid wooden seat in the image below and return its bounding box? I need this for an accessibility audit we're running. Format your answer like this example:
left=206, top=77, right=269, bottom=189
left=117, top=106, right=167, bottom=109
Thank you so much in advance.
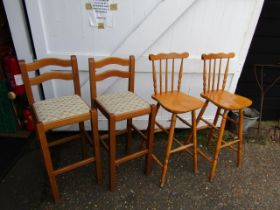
left=152, top=91, right=203, bottom=113
left=88, top=55, right=156, bottom=191
left=185, top=52, right=252, bottom=182
left=19, top=56, right=102, bottom=202
left=201, top=90, right=252, bottom=110
left=149, top=52, right=203, bottom=187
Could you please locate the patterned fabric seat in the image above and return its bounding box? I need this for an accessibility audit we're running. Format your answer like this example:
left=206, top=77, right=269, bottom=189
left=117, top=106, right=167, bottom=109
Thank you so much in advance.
left=97, top=91, right=150, bottom=116
left=33, top=95, right=90, bottom=123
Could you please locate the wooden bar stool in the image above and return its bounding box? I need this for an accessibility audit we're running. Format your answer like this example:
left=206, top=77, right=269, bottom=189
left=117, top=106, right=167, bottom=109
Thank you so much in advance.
left=88, top=55, right=156, bottom=191
left=185, top=52, right=252, bottom=181
left=149, top=52, right=203, bottom=187
left=19, top=56, right=102, bottom=202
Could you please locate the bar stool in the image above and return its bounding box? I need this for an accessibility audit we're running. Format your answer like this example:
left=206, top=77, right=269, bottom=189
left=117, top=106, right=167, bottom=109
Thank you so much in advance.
left=88, top=55, right=156, bottom=191
left=19, top=56, right=102, bottom=202
left=149, top=52, right=203, bottom=187
left=185, top=52, right=252, bottom=181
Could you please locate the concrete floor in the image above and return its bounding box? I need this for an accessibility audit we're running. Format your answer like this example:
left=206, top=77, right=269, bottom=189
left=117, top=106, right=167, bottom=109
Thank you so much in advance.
left=0, top=130, right=280, bottom=210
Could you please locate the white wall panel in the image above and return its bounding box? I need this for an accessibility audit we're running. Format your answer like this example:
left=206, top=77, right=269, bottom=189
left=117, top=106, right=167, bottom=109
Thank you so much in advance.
left=21, top=0, right=264, bottom=130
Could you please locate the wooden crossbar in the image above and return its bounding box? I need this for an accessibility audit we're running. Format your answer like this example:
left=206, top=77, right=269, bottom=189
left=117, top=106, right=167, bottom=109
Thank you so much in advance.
left=197, top=125, right=210, bottom=131
left=115, top=149, right=148, bottom=165
left=152, top=154, right=163, bottom=168
left=53, top=157, right=95, bottom=176
left=48, top=133, right=81, bottom=147
left=85, top=131, right=92, bottom=145
left=131, top=124, right=147, bottom=140
left=218, top=113, right=238, bottom=124
left=155, top=121, right=169, bottom=132
left=99, top=130, right=127, bottom=151
left=226, top=115, right=238, bottom=124
left=155, top=121, right=182, bottom=144
left=197, top=148, right=212, bottom=162
left=200, top=118, right=219, bottom=130
left=221, top=139, right=239, bottom=151
left=170, top=144, right=193, bottom=154
left=100, top=129, right=127, bottom=141
left=100, top=139, right=109, bottom=151
left=209, top=133, right=238, bottom=152
left=177, top=115, right=192, bottom=127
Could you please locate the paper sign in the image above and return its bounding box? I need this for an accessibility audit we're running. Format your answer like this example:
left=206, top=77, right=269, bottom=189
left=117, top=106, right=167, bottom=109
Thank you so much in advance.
left=87, top=0, right=117, bottom=29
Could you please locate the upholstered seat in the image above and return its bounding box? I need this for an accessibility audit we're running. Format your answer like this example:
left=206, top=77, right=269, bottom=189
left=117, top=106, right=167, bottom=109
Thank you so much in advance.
left=97, top=91, right=150, bottom=116
left=34, top=95, right=90, bottom=123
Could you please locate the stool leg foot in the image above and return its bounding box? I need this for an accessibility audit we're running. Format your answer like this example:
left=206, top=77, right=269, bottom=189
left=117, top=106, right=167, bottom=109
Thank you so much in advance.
left=192, top=110, right=198, bottom=175
left=160, top=114, right=176, bottom=187
left=237, top=109, right=244, bottom=167
left=207, top=108, right=221, bottom=146
left=109, top=117, right=116, bottom=191
left=209, top=110, right=227, bottom=181
left=146, top=105, right=156, bottom=175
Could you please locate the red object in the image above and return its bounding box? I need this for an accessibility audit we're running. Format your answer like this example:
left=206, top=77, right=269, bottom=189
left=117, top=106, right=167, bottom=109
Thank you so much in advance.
left=23, top=108, right=34, bottom=132
left=3, top=55, right=26, bottom=95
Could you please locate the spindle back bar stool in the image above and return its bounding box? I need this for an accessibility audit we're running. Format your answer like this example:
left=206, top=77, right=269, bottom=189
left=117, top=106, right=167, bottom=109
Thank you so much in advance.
left=185, top=52, right=252, bottom=181
left=149, top=52, right=203, bottom=187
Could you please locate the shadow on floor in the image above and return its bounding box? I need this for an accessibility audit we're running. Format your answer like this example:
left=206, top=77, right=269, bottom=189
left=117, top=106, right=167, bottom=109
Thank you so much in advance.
left=0, top=135, right=31, bottom=181
left=0, top=129, right=280, bottom=210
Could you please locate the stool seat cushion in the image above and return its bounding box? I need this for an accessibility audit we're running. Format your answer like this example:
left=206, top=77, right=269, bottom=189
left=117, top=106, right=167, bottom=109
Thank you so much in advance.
left=33, top=95, right=90, bottom=123
left=97, top=91, right=150, bottom=116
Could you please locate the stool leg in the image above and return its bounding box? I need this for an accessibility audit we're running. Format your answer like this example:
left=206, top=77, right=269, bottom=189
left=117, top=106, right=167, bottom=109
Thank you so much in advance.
left=209, top=110, right=227, bottom=182
left=37, top=123, right=60, bottom=202
left=184, top=100, right=209, bottom=145
left=207, top=107, right=221, bottom=146
left=91, top=109, right=102, bottom=184
left=79, top=122, right=88, bottom=158
left=146, top=104, right=156, bottom=175
left=109, top=116, right=116, bottom=191
left=160, top=113, right=177, bottom=187
left=237, top=109, right=244, bottom=167
left=192, top=110, right=198, bottom=175
left=126, top=119, right=132, bottom=152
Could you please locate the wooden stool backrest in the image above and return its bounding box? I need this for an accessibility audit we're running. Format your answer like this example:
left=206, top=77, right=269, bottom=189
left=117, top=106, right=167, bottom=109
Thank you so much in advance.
left=201, top=52, right=235, bottom=94
left=149, top=52, right=189, bottom=95
left=88, top=56, right=135, bottom=100
left=19, top=55, right=80, bottom=105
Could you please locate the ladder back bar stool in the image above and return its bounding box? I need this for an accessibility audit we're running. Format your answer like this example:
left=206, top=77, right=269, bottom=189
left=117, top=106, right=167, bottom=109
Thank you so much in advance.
left=149, top=52, right=203, bottom=187
left=88, top=55, right=156, bottom=191
left=19, top=55, right=102, bottom=202
left=185, top=52, right=252, bottom=181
